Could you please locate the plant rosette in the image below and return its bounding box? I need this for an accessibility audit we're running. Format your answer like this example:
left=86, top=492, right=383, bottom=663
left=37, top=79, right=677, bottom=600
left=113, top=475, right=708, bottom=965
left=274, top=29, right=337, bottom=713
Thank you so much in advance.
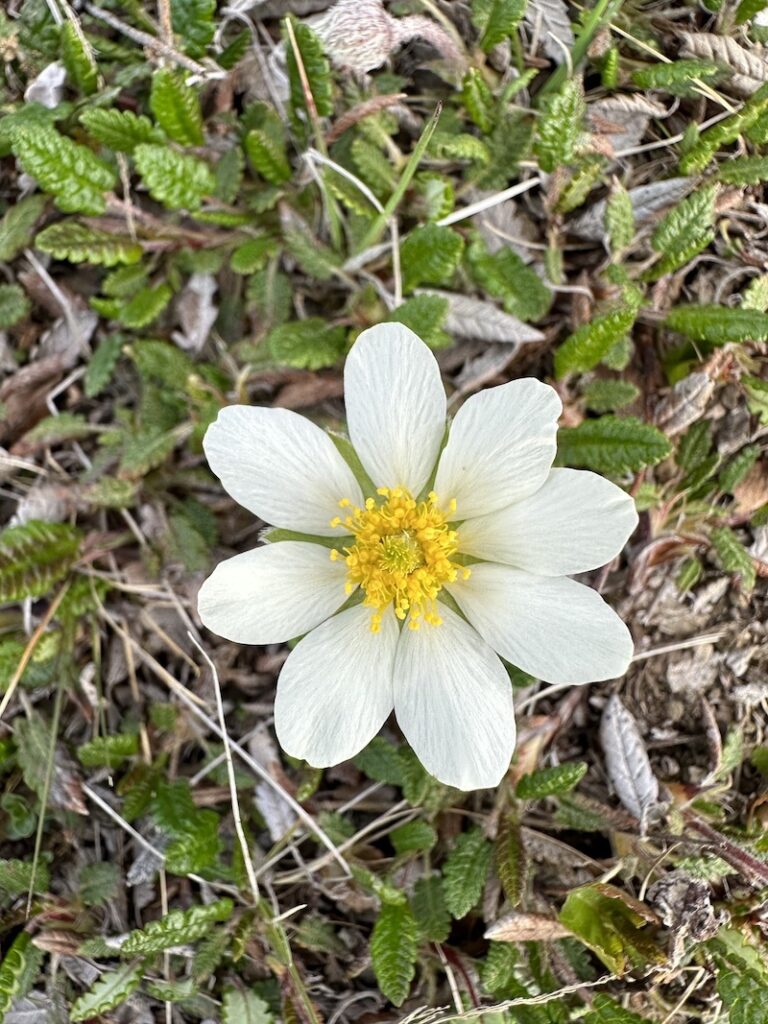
left=198, top=324, right=637, bottom=790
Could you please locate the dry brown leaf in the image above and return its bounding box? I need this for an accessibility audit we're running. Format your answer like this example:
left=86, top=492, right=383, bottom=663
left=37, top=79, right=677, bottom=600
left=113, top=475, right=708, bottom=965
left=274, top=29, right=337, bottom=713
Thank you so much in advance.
left=484, top=911, right=572, bottom=942
left=654, top=372, right=715, bottom=436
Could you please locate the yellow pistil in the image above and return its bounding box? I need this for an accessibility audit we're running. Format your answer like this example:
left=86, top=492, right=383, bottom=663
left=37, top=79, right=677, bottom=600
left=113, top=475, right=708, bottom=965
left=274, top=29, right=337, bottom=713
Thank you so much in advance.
left=331, top=488, right=470, bottom=632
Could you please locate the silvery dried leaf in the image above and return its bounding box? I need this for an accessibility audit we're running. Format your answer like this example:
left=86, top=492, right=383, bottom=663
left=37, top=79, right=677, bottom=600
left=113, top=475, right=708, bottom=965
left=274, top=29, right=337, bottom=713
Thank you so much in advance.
left=39, top=309, right=99, bottom=368
left=485, top=911, right=572, bottom=942
left=451, top=343, right=520, bottom=397
left=600, top=694, right=660, bottom=826
left=23, top=62, right=67, bottom=108
left=172, top=272, right=218, bottom=353
left=471, top=193, right=538, bottom=262
left=524, top=0, right=574, bottom=63
left=570, top=178, right=693, bottom=241
left=588, top=95, right=666, bottom=154
left=654, top=372, right=715, bottom=436
left=419, top=291, right=545, bottom=345
left=7, top=994, right=69, bottom=1024
left=249, top=723, right=297, bottom=840
left=678, top=31, right=767, bottom=96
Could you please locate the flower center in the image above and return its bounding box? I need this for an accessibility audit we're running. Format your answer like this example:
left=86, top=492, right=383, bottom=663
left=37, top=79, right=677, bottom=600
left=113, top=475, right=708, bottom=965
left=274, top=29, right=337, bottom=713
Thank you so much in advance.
left=330, top=488, right=469, bottom=633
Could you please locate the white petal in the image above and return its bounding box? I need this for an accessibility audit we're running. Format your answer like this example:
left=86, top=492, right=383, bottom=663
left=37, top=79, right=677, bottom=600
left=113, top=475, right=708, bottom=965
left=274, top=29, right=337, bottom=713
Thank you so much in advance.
left=393, top=605, right=516, bottom=790
left=449, top=563, right=633, bottom=684
left=198, top=542, right=348, bottom=644
left=434, top=379, right=561, bottom=520
left=204, top=405, right=363, bottom=534
left=344, top=323, right=446, bottom=494
left=274, top=604, right=397, bottom=767
left=458, top=469, right=638, bottom=575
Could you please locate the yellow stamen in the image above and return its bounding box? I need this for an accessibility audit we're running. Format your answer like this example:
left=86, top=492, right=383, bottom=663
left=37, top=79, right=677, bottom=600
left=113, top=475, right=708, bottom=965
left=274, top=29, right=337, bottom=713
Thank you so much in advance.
left=333, top=488, right=467, bottom=631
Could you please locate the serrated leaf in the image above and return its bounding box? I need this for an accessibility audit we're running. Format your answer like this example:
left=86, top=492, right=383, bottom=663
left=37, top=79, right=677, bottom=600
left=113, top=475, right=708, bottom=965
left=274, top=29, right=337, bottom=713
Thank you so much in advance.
left=665, top=304, right=768, bottom=345
left=0, top=284, right=30, bottom=329
left=679, top=84, right=768, bottom=174
left=401, top=224, right=464, bottom=292
left=0, top=934, right=33, bottom=1022
left=121, top=899, right=232, bottom=955
left=534, top=79, right=585, bottom=172
left=119, top=283, right=173, bottom=328
left=410, top=874, right=450, bottom=943
left=12, top=127, right=116, bottom=215
left=0, top=195, right=46, bottom=262
left=386, top=294, right=451, bottom=349
left=245, top=128, right=291, bottom=185
left=648, top=184, right=717, bottom=278
left=267, top=319, right=346, bottom=370
left=79, top=862, right=121, bottom=907
left=715, top=155, right=768, bottom=185
left=36, top=221, right=142, bottom=266
left=480, top=0, right=527, bottom=49
left=600, top=695, right=660, bottom=822
left=172, top=0, right=215, bottom=57
left=583, top=379, right=640, bottom=412
left=631, top=59, right=724, bottom=96
left=80, top=107, right=165, bottom=153
left=134, top=144, right=214, bottom=210
left=605, top=184, right=635, bottom=253
left=743, top=375, right=768, bottom=424
left=0, top=521, right=80, bottom=602
left=221, top=988, right=274, bottom=1024
left=118, top=429, right=179, bottom=479
left=353, top=737, right=405, bottom=786
left=495, top=813, right=527, bottom=907
left=556, top=416, right=672, bottom=475
left=584, top=994, right=654, bottom=1023
left=0, top=858, right=50, bottom=897
left=77, top=732, right=138, bottom=769
left=461, top=68, right=495, bottom=133
left=70, top=962, right=143, bottom=1021
left=443, top=827, right=492, bottom=918
left=149, top=68, right=203, bottom=145
left=711, top=527, right=756, bottom=591
left=516, top=761, right=588, bottom=799
left=285, top=18, right=333, bottom=124
left=370, top=901, right=418, bottom=1007
left=60, top=21, right=97, bottom=95
left=391, top=820, right=437, bottom=855
left=282, top=213, right=340, bottom=281
left=555, top=307, right=636, bottom=377
left=85, top=335, right=123, bottom=398
left=467, top=238, right=552, bottom=322
left=719, top=444, right=759, bottom=494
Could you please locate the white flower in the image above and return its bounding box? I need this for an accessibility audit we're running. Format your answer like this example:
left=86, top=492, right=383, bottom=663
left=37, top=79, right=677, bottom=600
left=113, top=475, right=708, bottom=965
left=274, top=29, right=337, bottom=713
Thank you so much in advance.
left=198, top=324, right=637, bottom=791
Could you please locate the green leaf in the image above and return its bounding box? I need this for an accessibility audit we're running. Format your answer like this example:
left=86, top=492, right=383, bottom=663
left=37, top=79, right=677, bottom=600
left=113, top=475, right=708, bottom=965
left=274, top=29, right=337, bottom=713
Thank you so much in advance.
left=0, top=858, right=50, bottom=897
left=230, top=237, right=279, bottom=275
left=665, top=304, right=768, bottom=345
left=719, top=444, right=759, bottom=494
left=80, top=107, right=165, bottom=153
left=495, top=813, right=526, bottom=907
left=36, top=221, right=142, bottom=266
left=149, top=68, right=204, bottom=145
left=391, top=821, right=437, bottom=855
left=351, top=137, right=396, bottom=195
left=443, top=827, right=492, bottom=918
left=583, top=379, right=640, bottom=412
left=556, top=416, right=672, bottom=475
left=85, top=335, right=124, bottom=398
left=370, top=901, right=418, bottom=1007
left=400, top=224, right=464, bottom=292
left=0, top=284, right=30, bottom=329
left=284, top=18, right=333, bottom=123
left=151, top=778, right=220, bottom=874
left=584, top=994, right=654, bottom=1024
left=121, top=899, right=233, bottom=955
left=711, top=527, right=756, bottom=591
left=631, top=59, right=723, bottom=96
left=267, top=319, right=346, bottom=370
left=79, top=861, right=121, bottom=907
left=221, top=988, right=274, bottom=1024
left=353, top=737, right=405, bottom=786
left=282, top=217, right=340, bottom=281
left=77, top=732, right=139, bottom=769
left=411, top=874, right=451, bottom=943
left=534, top=79, right=585, bottom=173
left=0, top=521, right=80, bottom=602
left=172, top=0, right=216, bottom=57
left=517, top=762, right=588, bottom=799
left=648, top=184, right=717, bottom=278
left=134, top=143, right=215, bottom=210
left=679, top=83, right=768, bottom=174
left=480, top=0, right=527, bottom=49
left=70, top=962, right=144, bottom=1021
left=676, top=556, right=702, bottom=592
left=0, top=195, right=46, bottom=261
left=559, top=883, right=665, bottom=975
left=0, top=933, right=33, bottom=1021
left=119, top=283, right=173, bottom=328
left=605, top=184, right=635, bottom=254
left=60, top=21, right=98, bottom=95
left=245, top=128, right=291, bottom=185
left=467, top=238, right=551, bottom=322
left=555, top=307, right=636, bottom=378
left=743, top=375, right=768, bottom=424
left=715, top=155, right=768, bottom=185
left=461, top=68, right=495, bottom=132
left=677, top=420, right=712, bottom=472
left=12, top=126, right=116, bottom=215
left=15, top=711, right=53, bottom=800
left=23, top=412, right=95, bottom=445
left=386, top=294, right=451, bottom=349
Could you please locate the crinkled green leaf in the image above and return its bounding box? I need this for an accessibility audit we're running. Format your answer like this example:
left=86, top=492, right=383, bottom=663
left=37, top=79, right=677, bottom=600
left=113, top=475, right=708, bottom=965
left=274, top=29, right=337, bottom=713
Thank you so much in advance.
left=370, top=901, right=418, bottom=1007
left=555, top=307, right=637, bottom=378
left=666, top=304, right=768, bottom=345
left=149, top=68, right=204, bottom=145
left=36, top=221, right=142, bottom=266
left=443, top=827, right=492, bottom=918
left=0, top=195, right=46, bottom=262
left=0, top=521, right=80, bottom=602
left=12, top=127, right=116, bottom=215
left=556, top=416, right=672, bottom=475
left=80, top=107, right=165, bottom=153
left=70, top=961, right=144, bottom=1021
left=121, top=899, right=233, bottom=955
left=134, top=143, right=215, bottom=210
left=0, top=284, right=30, bottom=329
